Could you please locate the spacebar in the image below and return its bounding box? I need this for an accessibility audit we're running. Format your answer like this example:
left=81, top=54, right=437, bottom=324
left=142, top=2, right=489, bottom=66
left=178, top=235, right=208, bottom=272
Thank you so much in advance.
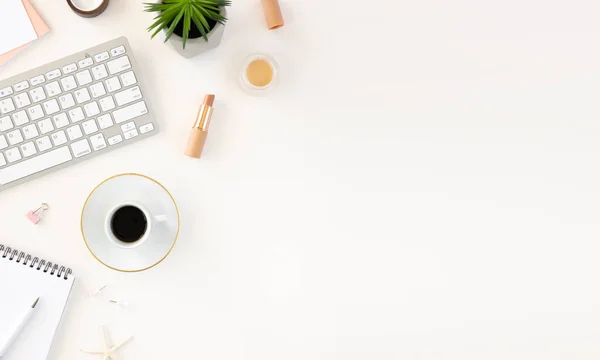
left=0, top=147, right=72, bottom=185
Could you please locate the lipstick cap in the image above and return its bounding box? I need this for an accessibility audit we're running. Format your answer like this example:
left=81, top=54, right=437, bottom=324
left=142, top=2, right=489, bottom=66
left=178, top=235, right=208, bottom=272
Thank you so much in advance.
left=261, top=0, right=284, bottom=30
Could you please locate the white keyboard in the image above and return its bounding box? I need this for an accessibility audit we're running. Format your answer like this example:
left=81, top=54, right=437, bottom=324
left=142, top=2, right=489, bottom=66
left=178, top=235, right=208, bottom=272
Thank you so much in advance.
left=0, top=37, right=158, bottom=192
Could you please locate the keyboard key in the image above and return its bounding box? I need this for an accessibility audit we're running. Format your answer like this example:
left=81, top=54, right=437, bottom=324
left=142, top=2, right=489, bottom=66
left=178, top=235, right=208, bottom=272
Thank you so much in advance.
left=71, top=138, right=91, bottom=158
left=51, top=130, right=68, bottom=146
left=43, top=99, right=60, bottom=115
left=0, top=87, right=14, bottom=98
left=111, top=45, right=126, bottom=57
left=76, top=70, right=93, bottom=86
left=0, top=147, right=72, bottom=184
left=92, top=64, right=109, bottom=80
left=7, top=130, right=24, bottom=145
left=139, top=123, right=155, bottom=134
left=22, top=124, right=39, bottom=140
left=0, top=99, right=15, bottom=114
left=113, top=101, right=147, bottom=123
left=84, top=101, right=100, bottom=117
left=14, top=81, right=29, bottom=92
left=62, top=63, right=78, bottom=74
left=68, top=107, right=85, bottom=122
left=82, top=119, right=98, bottom=135
left=53, top=113, right=70, bottom=128
left=99, top=96, right=115, bottom=111
left=45, top=81, right=62, bottom=97
left=74, top=88, right=91, bottom=104
left=30, top=87, right=46, bottom=102
left=35, top=136, right=52, bottom=152
left=121, top=122, right=136, bottom=132
left=120, top=71, right=137, bottom=87
left=20, top=142, right=37, bottom=157
left=30, top=75, right=45, bottom=86
left=67, top=125, right=83, bottom=140
left=105, top=77, right=121, bottom=92
left=95, top=51, right=110, bottom=62
left=60, top=75, right=78, bottom=91
left=107, top=56, right=131, bottom=74
left=37, top=118, right=54, bottom=134
left=123, top=128, right=138, bottom=139
left=0, top=135, right=7, bottom=149
left=107, top=134, right=122, bottom=145
left=78, top=57, right=94, bottom=68
left=29, top=103, right=46, bottom=120
left=46, top=69, right=61, bottom=80
left=114, top=86, right=142, bottom=106
left=0, top=154, right=5, bottom=167
left=14, top=93, right=31, bottom=109
left=90, top=82, right=106, bottom=98
left=59, top=93, right=76, bottom=110
left=0, top=116, right=13, bottom=131
left=27, top=105, right=44, bottom=121
left=97, top=114, right=113, bottom=129
left=90, top=133, right=107, bottom=151
left=12, top=111, right=29, bottom=126
left=4, top=148, right=22, bottom=163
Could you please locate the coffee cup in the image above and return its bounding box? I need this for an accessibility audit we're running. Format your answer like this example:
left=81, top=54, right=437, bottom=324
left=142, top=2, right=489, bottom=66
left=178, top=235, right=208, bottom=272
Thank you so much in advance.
left=105, top=201, right=167, bottom=249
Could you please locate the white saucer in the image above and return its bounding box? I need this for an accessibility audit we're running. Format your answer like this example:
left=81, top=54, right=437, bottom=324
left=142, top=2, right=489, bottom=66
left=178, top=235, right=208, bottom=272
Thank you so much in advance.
left=81, top=173, right=180, bottom=272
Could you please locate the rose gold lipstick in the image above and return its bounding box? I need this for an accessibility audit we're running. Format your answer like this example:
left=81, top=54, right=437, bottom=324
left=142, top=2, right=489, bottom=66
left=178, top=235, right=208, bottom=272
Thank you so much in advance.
left=184, top=94, right=215, bottom=159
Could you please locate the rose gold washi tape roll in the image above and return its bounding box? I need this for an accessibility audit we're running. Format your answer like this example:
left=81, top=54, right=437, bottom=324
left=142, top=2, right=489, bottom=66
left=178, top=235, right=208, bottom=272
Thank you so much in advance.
left=261, top=0, right=284, bottom=30
left=66, top=0, right=110, bottom=18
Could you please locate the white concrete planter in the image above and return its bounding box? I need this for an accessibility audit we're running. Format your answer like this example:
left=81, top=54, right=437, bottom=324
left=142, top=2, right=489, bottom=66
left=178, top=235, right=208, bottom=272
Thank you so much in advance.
left=163, top=7, right=227, bottom=58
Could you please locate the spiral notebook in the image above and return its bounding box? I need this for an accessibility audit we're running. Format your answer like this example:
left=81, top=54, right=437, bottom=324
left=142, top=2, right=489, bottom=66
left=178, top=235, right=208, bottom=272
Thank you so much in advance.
left=0, top=244, right=75, bottom=360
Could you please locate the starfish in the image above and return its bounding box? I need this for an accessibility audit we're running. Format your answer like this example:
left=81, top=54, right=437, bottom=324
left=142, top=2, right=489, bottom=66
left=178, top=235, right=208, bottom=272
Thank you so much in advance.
left=81, top=325, right=133, bottom=360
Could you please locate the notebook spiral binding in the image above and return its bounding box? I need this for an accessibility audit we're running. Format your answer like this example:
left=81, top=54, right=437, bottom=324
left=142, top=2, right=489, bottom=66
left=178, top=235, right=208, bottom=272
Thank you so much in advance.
left=0, top=244, right=72, bottom=280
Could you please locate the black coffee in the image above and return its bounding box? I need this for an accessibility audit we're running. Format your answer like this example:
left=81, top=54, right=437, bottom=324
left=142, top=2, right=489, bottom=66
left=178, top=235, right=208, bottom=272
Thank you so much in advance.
left=110, top=205, right=148, bottom=243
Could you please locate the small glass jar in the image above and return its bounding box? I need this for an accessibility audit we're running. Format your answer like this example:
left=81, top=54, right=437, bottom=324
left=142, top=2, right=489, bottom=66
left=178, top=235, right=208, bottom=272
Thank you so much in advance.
left=239, top=53, right=279, bottom=96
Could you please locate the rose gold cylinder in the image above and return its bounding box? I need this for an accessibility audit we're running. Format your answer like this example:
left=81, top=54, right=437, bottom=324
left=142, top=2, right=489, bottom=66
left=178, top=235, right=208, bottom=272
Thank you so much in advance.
left=184, top=95, right=215, bottom=159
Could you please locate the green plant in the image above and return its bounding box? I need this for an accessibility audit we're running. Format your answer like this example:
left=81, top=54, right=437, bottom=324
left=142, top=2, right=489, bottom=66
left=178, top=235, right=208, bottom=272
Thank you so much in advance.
left=144, top=0, right=231, bottom=49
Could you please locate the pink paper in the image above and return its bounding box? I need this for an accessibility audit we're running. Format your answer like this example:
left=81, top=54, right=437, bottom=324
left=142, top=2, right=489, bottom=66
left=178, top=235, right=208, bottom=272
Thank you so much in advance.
left=0, top=0, right=50, bottom=65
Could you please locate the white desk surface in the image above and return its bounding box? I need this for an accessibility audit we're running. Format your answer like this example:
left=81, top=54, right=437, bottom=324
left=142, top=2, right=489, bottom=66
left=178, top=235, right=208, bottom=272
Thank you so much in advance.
left=1, top=0, right=600, bottom=359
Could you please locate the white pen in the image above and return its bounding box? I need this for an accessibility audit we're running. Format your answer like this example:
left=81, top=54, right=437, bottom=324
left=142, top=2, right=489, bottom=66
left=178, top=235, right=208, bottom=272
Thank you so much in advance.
left=0, top=297, right=40, bottom=357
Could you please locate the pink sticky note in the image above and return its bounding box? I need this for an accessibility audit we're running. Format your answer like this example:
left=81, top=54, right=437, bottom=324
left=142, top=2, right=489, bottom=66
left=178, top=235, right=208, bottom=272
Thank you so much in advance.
left=0, top=0, right=50, bottom=65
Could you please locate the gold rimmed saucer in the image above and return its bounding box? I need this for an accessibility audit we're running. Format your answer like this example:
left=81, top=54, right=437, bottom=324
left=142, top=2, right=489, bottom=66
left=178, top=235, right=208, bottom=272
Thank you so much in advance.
left=81, top=173, right=180, bottom=272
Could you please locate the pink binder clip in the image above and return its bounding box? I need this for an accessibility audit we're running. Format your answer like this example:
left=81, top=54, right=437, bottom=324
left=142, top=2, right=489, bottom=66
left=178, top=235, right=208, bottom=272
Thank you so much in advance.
left=27, top=203, right=49, bottom=224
